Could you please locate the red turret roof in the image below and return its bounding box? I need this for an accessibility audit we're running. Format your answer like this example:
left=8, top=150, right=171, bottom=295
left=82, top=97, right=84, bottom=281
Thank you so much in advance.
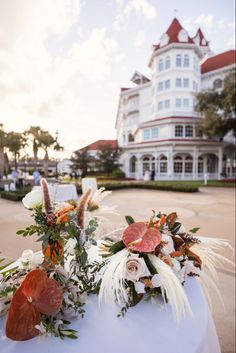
left=201, top=50, right=236, bottom=74
left=166, top=18, right=194, bottom=45
left=81, top=140, right=118, bottom=151
left=192, top=28, right=209, bottom=46
left=153, top=18, right=193, bottom=52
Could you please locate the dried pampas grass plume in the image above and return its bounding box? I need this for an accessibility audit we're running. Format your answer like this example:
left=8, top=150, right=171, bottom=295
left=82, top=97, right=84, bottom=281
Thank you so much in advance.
left=77, top=188, right=92, bottom=228
left=40, top=178, right=52, bottom=214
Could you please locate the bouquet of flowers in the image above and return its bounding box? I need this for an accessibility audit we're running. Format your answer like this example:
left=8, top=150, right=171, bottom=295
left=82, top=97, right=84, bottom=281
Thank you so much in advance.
left=0, top=179, right=99, bottom=341
left=98, top=211, right=234, bottom=320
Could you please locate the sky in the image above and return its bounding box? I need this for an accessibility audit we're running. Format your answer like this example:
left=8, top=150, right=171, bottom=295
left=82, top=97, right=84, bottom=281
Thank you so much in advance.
left=0, top=0, right=235, bottom=159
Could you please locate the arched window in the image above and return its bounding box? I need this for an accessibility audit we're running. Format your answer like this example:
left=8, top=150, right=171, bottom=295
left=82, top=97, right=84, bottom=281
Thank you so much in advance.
left=176, top=54, right=181, bottom=67
left=130, top=156, right=137, bottom=173
left=183, top=54, right=189, bottom=67
left=213, top=79, right=223, bottom=90
left=128, top=133, right=134, bottom=142
left=198, top=156, right=203, bottom=173
left=158, top=59, right=163, bottom=72
left=165, top=56, right=171, bottom=69
left=160, top=155, right=167, bottom=173
left=184, top=155, right=193, bottom=173
left=174, top=156, right=183, bottom=173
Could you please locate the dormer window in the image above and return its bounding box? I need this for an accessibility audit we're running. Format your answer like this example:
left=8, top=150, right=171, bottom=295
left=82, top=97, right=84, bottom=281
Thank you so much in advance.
left=178, top=29, right=188, bottom=42
left=160, top=33, right=169, bottom=47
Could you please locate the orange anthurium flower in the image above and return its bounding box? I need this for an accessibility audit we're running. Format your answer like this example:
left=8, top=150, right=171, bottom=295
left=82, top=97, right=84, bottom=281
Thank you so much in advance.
left=6, top=269, right=63, bottom=341
left=56, top=205, right=75, bottom=224
left=122, top=222, right=162, bottom=253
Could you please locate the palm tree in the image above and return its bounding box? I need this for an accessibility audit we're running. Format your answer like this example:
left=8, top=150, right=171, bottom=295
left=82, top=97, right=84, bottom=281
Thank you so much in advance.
left=25, top=126, right=43, bottom=169
left=0, top=124, right=8, bottom=178
left=6, top=131, right=27, bottom=171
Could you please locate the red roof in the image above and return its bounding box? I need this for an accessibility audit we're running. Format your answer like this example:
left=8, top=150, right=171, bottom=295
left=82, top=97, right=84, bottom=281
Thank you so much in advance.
left=153, top=18, right=193, bottom=52
left=201, top=50, right=236, bottom=74
left=82, top=140, right=118, bottom=151
left=121, top=87, right=131, bottom=92
left=166, top=18, right=193, bottom=45
left=192, top=28, right=209, bottom=46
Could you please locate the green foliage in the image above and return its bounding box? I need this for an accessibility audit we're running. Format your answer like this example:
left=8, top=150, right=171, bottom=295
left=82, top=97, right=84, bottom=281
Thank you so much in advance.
left=195, top=69, right=236, bottom=139
left=125, top=215, right=135, bottom=225
left=189, top=227, right=200, bottom=234
left=110, top=240, right=126, bottom=254
left=71, top=148, right=93, bottom=176
left=96, top=144, right=121, bottom=174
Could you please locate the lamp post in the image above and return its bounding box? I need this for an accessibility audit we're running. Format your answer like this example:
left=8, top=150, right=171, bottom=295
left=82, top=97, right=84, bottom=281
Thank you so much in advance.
left=55, top=130, right=59, bottom=181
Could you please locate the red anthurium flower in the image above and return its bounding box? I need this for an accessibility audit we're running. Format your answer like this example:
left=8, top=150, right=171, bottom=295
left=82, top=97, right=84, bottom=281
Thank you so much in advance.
left=122, top=222, right=162, bottom=253
left=6, top=269, right=63, bottom=341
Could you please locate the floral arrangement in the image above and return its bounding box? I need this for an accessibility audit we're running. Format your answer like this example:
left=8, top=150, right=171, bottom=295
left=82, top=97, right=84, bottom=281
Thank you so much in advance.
left=0, top=179, right=102, bottom=341
left=98, top=212, right=234, bottom=320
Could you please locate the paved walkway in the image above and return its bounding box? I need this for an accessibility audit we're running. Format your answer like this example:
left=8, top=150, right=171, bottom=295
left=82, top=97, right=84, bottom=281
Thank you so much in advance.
left=0, top=187, right=235, bottom=352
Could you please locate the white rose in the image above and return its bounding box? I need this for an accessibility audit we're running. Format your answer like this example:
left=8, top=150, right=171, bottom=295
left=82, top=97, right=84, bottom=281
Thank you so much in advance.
left=124, top=255, right=150, bottom=282
left=65, top=238, right=77, bottom=255
left=151, top=274, right=163, bottom=288
left=134, top=281, right=146, bottom=294
left=30, top=252, right=44, bottom=269
left=177, top=225, right=186, bottom=235
left=161, top=233, right=175, bottom=255
left=19, top=249, right=34, bottom=268
left=180, top=260, right=199, bottom=283
left=22, top=190, right=43, bottom=209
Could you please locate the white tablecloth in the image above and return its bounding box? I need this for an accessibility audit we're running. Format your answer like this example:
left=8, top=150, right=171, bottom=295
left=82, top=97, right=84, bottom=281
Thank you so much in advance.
left=32, top=184, right=78, bottom=202
left=0, top=245, right=221, bottom=353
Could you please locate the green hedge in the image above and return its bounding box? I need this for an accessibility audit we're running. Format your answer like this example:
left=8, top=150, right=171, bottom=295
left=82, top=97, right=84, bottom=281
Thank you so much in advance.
left=76, top=182, right=198, bottom=193
left=0, top=191, right=25, bottom=201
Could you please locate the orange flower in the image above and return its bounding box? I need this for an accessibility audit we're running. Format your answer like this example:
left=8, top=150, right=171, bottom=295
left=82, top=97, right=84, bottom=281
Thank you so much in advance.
left=56, top=205, right=75, bottom=225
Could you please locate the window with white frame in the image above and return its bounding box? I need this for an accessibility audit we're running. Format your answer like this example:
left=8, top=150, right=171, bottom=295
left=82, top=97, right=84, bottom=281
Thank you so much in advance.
left=165, top=99, right=170, bottom=109
left=183, top=78, right=189, bottom=88
left=143, top=129, right=150, bottom=140
left=165, top=56, right=171, bottom=69
left=213, top=79, right=223, bottom=90
left=158, top=101, right=163, bottom=110
left=183, top=98, right=189, bottom=107
left=158, top=82, right=163, bottom=91
left=128, top=94, right=139, bottom=106
left=183, top=54, right=190, bottom=67
left=198, top=157, right=204, bottom=173
left=185, top=156, right=193, bottom=173
left=165, top=79, right=170, bottom=89
left=174, top=156, right=183, bottom=173
left=160, top=156, right=167, bottom=173
left=151, top=127, right=159, bottom=139
left=185, top=125, right=193, bottom=137
left=176, top=78, right=182, bottom=87
left=176, top=98, right=181, bottom=108
left=158, top=59, right=163, bottom=71
left=175, top=125, right=183, bottom=137
left=176, top=54, right=182, bottom=67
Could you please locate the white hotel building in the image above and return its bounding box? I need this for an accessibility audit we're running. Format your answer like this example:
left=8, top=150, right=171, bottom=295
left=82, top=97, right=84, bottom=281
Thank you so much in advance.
left=115, top=18, right=236, bottom=180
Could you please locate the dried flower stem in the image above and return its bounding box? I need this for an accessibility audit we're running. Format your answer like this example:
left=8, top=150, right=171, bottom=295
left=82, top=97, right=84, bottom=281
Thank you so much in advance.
left=77, top=188, right=92, bottom=228
left=40, top=178, right=52, bottom=214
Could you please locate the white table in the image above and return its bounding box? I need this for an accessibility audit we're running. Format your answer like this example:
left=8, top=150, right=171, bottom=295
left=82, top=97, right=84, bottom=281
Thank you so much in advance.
left=0, top=245, right=221, bottom=353
left=32, top=184, right=78, bottom=202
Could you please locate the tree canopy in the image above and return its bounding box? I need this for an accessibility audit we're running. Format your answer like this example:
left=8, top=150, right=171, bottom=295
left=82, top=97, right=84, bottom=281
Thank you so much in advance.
left=195, top=69, right=236, bottom=140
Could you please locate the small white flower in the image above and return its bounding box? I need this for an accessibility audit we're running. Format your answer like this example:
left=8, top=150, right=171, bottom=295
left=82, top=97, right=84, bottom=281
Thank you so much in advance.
left=30, top=252, right=44, bottom=269
left=35, top=322, right=47, bottom=335
left=177, top=224, right=186, bottom=235
left=22, top=190, right=43, bottom=209
left=65, top=238, right=77, bottom=255
left=134, top=281, right=146, bottom=294
left=161, top=233, right=175, bottom=255
left=151, top=274, right=163, bottom=288
left=19, top=249, right=34, bottom=268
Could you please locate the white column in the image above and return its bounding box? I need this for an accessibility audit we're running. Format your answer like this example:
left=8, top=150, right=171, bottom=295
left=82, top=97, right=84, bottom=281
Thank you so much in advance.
left=218, top=148, right=223, bottom=180
left=193, top=148, right=198, bottom=180
left=168, top=146, right=173, bottom=180
left=137, top=154, right=142, bottom=180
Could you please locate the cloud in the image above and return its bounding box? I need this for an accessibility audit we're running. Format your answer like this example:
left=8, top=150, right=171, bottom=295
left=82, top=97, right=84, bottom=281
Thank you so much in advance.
left=113, top=0, right=157, bottom=31
left=134, top=30, right=146, bottom=46
left=0, top=0, right=120, bottom=157
left=195, top=14, right=214, bottom=29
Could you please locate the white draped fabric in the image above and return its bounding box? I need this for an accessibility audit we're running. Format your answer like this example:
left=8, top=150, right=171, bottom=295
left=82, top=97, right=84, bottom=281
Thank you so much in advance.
left=32, top=184, right=78, bottom=202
